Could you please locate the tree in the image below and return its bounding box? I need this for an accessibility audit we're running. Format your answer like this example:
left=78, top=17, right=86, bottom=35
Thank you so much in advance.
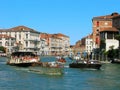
left=115, top=35, right=120, bottom=59
left=107, top=46, right=119, bottom=60
left=0, top=46, right=6, bottom=53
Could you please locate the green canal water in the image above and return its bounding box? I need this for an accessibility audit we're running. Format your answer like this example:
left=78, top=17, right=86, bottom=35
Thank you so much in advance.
left=0, top=56, right=120, bottom=90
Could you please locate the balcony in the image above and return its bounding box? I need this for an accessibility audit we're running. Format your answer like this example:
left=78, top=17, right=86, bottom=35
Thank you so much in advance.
left=24, top=38, right=40, bottom=42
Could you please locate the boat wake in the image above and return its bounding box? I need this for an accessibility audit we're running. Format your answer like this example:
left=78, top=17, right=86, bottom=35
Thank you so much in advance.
left=12, top=67, right=29, bottom=71
left=0, top=62, right=6, bottom=64
left=29, top=67, right=63, bottom=75
left=82, top=68, right=100, bottom=71
left=64, top=65, right=69, bottom=68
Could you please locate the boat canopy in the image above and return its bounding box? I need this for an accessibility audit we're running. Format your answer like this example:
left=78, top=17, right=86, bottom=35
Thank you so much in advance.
left=11, top=51, right=37, bottom=57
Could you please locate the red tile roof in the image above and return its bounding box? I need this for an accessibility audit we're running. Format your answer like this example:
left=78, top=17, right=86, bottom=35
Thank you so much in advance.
left=9, top=26, right=39, bottom=33
left=93, top=12, right=120, bottom=20
left=0, top=26, right=40, bottom=33
left=10, top=26, right=32, bottom=31
left=100, top=27, right=119, bottom=32
left=40, top=33, right=51, bottom=39
left=51, top=33, right=69, bottom=38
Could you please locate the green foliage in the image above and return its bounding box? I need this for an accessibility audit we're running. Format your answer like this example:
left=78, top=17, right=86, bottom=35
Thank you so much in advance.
left=0, top=46, right=6, bottom=53
left=115, top=35, right=120, bottom=41
left=107, top=48, right=119, bottom=59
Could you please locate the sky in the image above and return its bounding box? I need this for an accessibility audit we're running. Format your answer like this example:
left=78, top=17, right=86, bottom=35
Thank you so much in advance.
left=0, top=0, right=120, bottom=45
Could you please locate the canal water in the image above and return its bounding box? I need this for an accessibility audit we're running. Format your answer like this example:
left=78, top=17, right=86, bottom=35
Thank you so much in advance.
left=0, top=56, right=120, bottom=90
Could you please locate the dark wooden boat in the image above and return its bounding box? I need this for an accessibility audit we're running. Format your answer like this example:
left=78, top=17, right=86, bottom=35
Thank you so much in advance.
left=111, top=59, right=120, bottom=64
left=7, top=62, right=38, bottom=67
left=69, top=60, right=102, bottom=70
left=7, top=51, right=40, bottom=67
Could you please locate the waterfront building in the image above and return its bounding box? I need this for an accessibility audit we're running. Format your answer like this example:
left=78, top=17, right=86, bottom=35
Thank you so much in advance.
left=74, top=34, right=96, bottom=59
left=100, top=27, right=119, bottom=51
left=39, top=33, right=70, bottom=56
left=40, top=33, right=51, bottom=55
left=112, top=13, right=120, bottom=29
left=85, top=34, right=96, bottom=55
left=0, top=34, right=16, bottom=53
left=69, top=45, right=75, bottom=55
left=0, top=26, right=41, bottom=54
left=56, top=33, right=70, bottom=55
left=74, top=40, right=85, bottom=55
left=112, top=13, right=120, bottom=59
left=92, top=12, right=120, bottom=51
left=49, top=34, right=62, bottom=55
left=49, top=33, right=70, bottom=55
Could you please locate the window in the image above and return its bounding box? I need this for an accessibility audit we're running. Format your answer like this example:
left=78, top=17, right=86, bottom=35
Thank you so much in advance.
left=107, top=32, right=113, bottom=39
left=26, top=34, right=28, bottom=39
left=96, top=29, right=99, bottom=32
left=97, top=21, right=99, bottom=27
left=26, top=41, right=28, bottom=47
left=19, top=34, right=21, bottom=39
left=19, top=41, right=21, bottom=44
left=15, top=34, right=16, bottom=38
left=96, top=29, right=99, bottom=36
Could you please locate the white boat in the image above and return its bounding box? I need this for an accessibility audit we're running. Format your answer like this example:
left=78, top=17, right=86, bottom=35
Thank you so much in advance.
left=73, top=56, right=81, bottom=60
left=55, top=55, right=66, bottom=65
left=7, top=51, right=40, bottom=67
left=69, top=55, right=81, bottom=60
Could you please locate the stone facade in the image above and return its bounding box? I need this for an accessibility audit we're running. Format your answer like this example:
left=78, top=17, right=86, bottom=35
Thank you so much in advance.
left=40, top=33, right=70, bottom=56
left=0, top=34, right=16, bottom=53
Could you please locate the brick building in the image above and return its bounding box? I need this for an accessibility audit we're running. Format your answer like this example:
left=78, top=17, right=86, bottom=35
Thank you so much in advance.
left=92, top=12, right=120, bottom=51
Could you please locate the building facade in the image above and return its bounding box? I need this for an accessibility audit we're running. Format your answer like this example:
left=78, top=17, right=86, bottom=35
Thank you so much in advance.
left=39, top=33, right=70, bottom=56
left=0, top=26, right=41, bottom=54
left=85, top=34, right=96, bottom=55
left=92, top=12, right=120, bottom=51
left=0, top=34, right=16, bottom=53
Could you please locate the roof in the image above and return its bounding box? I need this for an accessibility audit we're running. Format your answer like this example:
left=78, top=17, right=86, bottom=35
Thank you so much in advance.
left=10, top=26, right=40, bottom=33
left=100, top=27, right=119, bottom=32
left=93, top=12, right=120, bottom=20
left=0, top=26, right=40, bottom=33
left=86, top=34, right=93, bottom=39
left=56, top=33, right=69, bottom=38
left=40, top=33, right=51, bottom=39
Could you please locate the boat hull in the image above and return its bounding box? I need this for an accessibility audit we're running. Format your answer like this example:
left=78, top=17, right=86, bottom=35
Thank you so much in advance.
left=69, top=63, right=102, bottom=70
left=111, top=61, right=120, bottom=64
left=6, top=51, right=40, bottom=67
left=7, top=62, right=37, bottom=67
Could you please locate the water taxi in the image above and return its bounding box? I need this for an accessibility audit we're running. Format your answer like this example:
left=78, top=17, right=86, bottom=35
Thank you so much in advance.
left=69, top=60, right=102, bottom=70
left=7, top=51, right=40, bottom=67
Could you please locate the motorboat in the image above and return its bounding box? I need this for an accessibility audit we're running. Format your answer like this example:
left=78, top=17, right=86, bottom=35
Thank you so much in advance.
left=111, top=58, right=120, bottom=64
left=69, top=60, right=102, bottom=70
left=6, top=51, right=40, bottom=67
